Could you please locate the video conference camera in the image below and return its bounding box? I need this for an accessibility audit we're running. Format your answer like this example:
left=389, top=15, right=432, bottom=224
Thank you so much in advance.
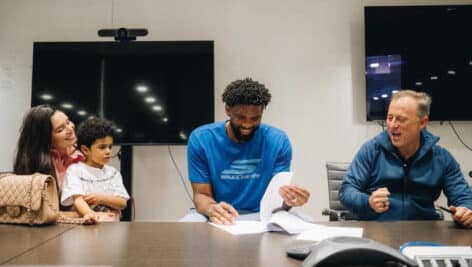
left=98, top=28, right=148, bottom=41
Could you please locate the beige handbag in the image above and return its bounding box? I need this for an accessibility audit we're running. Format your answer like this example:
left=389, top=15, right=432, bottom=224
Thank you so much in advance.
left=0, top=173, right=59, bottom=225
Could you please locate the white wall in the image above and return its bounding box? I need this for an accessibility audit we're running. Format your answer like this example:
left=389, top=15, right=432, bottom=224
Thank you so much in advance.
left=1, top=0, right=471, bottom=221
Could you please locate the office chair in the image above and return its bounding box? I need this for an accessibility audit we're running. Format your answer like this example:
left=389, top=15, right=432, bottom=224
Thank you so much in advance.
left=321, top=162, right=358, bottom=221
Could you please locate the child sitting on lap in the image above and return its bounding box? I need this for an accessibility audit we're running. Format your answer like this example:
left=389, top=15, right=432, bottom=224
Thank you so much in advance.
left=61, top=117, right=129, bottom=224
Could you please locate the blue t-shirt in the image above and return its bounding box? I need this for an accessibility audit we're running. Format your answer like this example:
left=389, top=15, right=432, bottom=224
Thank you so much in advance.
left=187, top=121, right=292, bottom=212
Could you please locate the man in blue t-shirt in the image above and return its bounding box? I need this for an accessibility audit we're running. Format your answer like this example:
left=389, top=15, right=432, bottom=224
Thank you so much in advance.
left=187, top=78, right=310, bottom=224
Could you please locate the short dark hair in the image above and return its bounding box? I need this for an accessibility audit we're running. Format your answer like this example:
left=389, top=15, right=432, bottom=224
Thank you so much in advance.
left=222, top=78, right=271, bottom=107
left=77, top=117, right=114, bottom=149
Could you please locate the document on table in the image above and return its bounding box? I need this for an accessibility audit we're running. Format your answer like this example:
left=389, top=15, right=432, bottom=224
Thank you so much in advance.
left=210, top=220, right=268, bottom=235
left=296, top=226, right=364, bottom=241
left=211, top=211, right=324, bottom=235
left=210, top=172, right=322, bottom=235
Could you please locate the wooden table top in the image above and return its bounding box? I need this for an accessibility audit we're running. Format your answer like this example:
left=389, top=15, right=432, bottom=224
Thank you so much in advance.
left=2, top=221, right=470, bottom=267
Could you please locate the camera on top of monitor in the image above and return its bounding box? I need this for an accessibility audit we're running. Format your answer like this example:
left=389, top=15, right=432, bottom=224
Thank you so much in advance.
left=97, top=28, right=148, bottom=41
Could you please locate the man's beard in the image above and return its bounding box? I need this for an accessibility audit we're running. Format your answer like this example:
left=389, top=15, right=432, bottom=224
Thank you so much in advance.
left=229, top=121, right=258, bottom=142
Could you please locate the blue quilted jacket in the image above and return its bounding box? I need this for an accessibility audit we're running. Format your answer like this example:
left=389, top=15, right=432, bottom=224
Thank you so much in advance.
left=339, top=129, right=472, bottom=220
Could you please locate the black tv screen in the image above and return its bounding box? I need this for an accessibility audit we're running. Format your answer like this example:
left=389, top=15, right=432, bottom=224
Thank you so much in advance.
left=365, top=5, right=472, bottom=121
left=32, top=41, right=214, bottom=144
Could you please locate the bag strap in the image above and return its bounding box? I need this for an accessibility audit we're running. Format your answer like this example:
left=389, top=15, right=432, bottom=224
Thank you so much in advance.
left=27, top=173, right=34, bottom=224
left=41, top=175, right=59, bottom=215
left=56, top=216, right=87, bottom=224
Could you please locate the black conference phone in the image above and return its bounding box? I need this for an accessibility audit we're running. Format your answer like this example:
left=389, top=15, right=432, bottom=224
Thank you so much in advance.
left=287, top=236, right=418, bottom=267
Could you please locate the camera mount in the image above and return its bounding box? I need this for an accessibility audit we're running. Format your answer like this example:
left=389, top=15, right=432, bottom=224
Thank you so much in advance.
left=98, top=28, right=148, bottom=41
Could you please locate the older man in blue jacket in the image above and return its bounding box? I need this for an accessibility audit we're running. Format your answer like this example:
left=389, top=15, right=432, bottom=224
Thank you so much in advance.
left=340, top=90, right=472, bottom=228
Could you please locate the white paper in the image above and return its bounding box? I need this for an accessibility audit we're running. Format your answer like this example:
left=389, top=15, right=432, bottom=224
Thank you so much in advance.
left=210, top=171, right=322, bottom=235
left=259, top=172, right=292, bottom=223
left=267, top=211, right=324, bottom=234
left=210, top=221, right=267, bottom=235
left=296, top=226, right=364, bottom=241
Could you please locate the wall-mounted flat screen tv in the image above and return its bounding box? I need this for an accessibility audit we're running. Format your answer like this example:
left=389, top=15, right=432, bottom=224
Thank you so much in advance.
left=365, top=5, right=472, bottom=121
left=32, top=41, right=214, bottom=144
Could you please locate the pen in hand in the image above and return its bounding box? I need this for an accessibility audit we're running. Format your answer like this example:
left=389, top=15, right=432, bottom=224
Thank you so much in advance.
left=436, top=205, right=452, bottom=214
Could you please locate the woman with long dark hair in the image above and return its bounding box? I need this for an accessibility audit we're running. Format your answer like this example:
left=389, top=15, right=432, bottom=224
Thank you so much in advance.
left=14, top=104, right=84, bottom=193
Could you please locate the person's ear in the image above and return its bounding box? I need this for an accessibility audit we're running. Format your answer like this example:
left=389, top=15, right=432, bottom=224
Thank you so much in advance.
left=80, top=145, right=90, bottom=155
left=420, top=116, right=429, bottom=129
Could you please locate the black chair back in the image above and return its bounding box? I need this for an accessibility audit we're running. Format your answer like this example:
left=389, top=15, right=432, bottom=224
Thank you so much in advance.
left=321, top=162, right=357, bottom=221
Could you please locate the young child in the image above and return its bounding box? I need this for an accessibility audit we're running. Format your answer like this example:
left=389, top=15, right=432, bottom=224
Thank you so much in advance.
left=61, top=117, right=129, bottom=224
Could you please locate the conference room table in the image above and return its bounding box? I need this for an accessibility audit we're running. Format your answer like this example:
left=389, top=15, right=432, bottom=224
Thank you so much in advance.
left=1, top=221, right=471, bottom=266
left=0, top=223, right=75, bottom=264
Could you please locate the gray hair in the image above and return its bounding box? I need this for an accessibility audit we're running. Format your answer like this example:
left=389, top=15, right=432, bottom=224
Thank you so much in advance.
left=390, top=90, right=431, bottom=119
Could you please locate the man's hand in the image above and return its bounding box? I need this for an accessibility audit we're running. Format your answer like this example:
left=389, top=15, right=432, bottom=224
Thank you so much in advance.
left=279, top=184, right=310, bottom=207
left=450, top=206, right=472, bottom=228
left=206, top=202, right=239, bottom=225
left=368, top=187, right=390, bottom=213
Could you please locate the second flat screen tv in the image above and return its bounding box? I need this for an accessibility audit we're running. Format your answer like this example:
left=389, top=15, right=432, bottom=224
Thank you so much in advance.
left=32, top=41, right=214, bottom=145
left=365, top=5, right=472, bottom=121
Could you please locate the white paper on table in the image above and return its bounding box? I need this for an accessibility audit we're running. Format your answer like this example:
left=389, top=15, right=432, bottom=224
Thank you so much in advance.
left=210, top=221, right=267, bottom=235
left=259, top=171, right=293, bottom=223
left=267, top=211, right=325, bottom=234
left=209, top=172, right=292, bottom=235
left=210, top=171, right=321, bottom=235
left=296, top=226, right=364, bottom=241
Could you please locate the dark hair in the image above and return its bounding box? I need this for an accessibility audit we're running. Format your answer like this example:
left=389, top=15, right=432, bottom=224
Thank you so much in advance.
left=77, top=117, right=115, bottom=149
left=222, top=77, right=271, bottom=107
left=14, top=105, right=57, bottom=177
